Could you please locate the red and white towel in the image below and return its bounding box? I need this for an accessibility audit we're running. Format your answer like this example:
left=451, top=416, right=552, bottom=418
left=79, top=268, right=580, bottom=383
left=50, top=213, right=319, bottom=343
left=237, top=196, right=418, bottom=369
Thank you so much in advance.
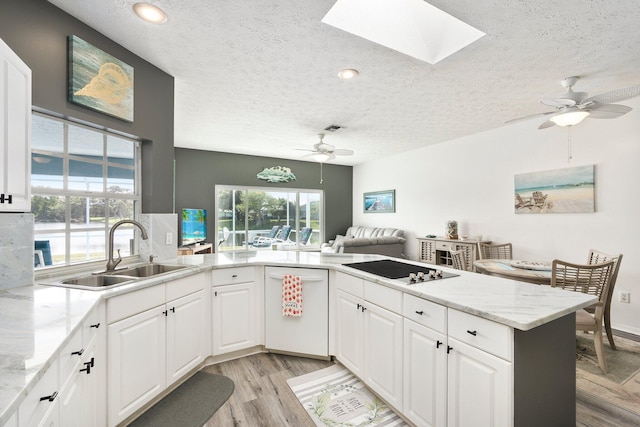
left=282, top=275, right=303, bottom=317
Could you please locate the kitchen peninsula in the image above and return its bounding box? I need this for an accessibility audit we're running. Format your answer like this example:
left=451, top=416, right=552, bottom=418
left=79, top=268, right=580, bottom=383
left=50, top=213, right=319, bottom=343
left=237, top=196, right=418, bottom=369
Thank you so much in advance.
left=1, top=251, right=595, bottom=427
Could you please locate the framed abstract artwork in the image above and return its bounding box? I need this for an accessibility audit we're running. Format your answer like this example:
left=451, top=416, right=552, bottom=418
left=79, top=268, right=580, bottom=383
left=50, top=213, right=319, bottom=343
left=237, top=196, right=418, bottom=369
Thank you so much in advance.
left=68, top=35, right=134, bottom=122
left=364, top=190, right=395, bottom=213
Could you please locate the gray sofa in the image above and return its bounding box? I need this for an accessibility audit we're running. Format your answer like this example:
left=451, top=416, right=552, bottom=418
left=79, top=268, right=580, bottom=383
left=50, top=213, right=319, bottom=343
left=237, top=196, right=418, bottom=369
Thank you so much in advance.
left=321, top=226, right=406, bottom=258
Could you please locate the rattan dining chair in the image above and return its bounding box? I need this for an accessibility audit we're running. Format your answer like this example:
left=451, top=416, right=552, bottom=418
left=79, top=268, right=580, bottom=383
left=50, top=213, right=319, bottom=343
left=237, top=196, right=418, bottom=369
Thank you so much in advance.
left=551, top=259, right=616, bottom=373
left=449, top=249, right=467, bottom=271
left=477, top=242, right=513, bottom=260
left=587, top=250, right=623, bottom=350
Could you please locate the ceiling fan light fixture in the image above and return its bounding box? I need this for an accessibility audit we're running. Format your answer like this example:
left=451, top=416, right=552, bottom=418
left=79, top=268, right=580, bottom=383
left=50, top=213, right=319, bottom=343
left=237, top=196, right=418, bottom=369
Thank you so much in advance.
left=133, top=3, right=168, bottom=24
left=550, top=109, right=590, bottom=126
left=313, top=153, right=332, bottom=163
left=338, top=68, right=359, bottom=80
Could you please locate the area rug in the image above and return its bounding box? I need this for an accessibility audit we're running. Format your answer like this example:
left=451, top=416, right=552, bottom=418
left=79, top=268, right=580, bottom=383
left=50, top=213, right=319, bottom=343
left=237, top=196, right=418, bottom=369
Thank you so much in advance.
left=129, top=371, right=234, bottom=427
left=287, top=364, right=408, bottom=426
left=576, top=333, right=640, bottom=385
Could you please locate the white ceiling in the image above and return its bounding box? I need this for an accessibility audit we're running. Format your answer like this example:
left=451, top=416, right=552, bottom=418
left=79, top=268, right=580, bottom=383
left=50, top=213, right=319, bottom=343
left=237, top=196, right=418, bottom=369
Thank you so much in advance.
left=48, top=0, right=640, bottom=165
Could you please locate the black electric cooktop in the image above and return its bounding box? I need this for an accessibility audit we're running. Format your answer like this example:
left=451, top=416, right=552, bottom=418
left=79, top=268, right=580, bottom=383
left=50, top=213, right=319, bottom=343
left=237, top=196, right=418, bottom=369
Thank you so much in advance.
left=343, top=259, right=458, bottom=282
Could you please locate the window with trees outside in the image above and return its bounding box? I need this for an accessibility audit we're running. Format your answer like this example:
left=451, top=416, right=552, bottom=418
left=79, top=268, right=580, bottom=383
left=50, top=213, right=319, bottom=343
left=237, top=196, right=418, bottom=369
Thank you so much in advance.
left=216, top=186, right=322, bottom=252
left=31, top=112, right=141, bottom=268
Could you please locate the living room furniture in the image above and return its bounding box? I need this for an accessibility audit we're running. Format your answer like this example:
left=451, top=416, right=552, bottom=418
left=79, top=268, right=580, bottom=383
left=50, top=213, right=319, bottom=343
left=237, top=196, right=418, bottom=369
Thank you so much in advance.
left=417, top=236, right=482, bottom=272
left=478, top=242, right=513, bottom=260
left=177, top=243, right=213, bottom=255
left=586, top=249, right=624, bottom=350
left=321, top=226, right=405, bottom=258
left=449, top=249, right=467, bottom=270
left=551, top=258, right=615, bottom=373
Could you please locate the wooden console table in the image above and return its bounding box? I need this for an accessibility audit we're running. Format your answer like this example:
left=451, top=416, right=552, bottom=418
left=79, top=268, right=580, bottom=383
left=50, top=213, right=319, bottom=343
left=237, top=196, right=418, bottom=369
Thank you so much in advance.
left=177, top=243, right=213, bottom=255
left=417, top=236, right=484, bottom=272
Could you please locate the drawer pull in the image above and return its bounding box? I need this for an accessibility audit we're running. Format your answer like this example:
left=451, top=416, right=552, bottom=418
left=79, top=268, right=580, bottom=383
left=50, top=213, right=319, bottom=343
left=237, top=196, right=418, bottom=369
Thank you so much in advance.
left=71, top=348, right=84, bottom=356
left=90, top=323, right=101, bottom=329
left=232, top=274, right=238, bottom=278
left=40, top=391, right=58, bottom=402
left=415, top=310, right=424, bottom=315
left=163, top=310, right=168, bottom=316
left=170, top=307, right=175, bottom=313
left=466, top=330, right=478, bottom=336
left=447, top=346, right=453, bottom=354
left=80, top=363, right=91, bottom=374
left=436, top=340, right=443, bottom=348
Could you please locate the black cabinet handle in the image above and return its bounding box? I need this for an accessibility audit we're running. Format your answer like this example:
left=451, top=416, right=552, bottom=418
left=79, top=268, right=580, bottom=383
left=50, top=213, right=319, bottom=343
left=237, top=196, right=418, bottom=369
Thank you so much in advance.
left=87, top=357, right=95, bottom=368
left=90, top=323, right=100, bottom=329
left=356, top=303, right=361, bottom=310
left=163, top=310, right=168, bottom=316
left=447, top=346, right=453, bottom=354
left=40, top=391, right=58, bottom=402
left=80, top=364, right=91, bottom=374
left=0, top=194, right=13, bottom=204
left=466, top=330, right=478, bottom=336
left=415, top=310, right=424, bottom=315
left=232, top=274, right=238, bottom=278
left=71, top=348, right=84, bottom=356
left=170, top=307, right=175, bottom=313
left=360, top=306, right=367, bottom=312
left=436, top=340, right=443, bottom=348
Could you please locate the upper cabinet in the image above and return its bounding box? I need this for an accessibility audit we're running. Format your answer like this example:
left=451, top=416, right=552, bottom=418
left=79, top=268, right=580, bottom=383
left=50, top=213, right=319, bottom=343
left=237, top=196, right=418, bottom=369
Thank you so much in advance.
left=0, top=37, right=31, bottom=212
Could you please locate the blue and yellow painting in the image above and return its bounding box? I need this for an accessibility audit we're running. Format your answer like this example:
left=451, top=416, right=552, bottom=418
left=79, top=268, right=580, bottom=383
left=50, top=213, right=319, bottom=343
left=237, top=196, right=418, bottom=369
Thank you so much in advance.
left=68, top=35, right=134, bottom=122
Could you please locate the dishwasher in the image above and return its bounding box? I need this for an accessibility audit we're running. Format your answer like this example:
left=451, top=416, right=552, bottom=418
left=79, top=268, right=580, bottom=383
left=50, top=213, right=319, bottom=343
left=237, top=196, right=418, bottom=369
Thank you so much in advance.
left=264, top=266, right=329, bottom=357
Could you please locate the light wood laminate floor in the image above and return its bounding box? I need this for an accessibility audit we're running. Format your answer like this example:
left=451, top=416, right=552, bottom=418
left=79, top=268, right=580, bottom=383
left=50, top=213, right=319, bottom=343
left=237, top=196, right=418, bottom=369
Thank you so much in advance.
left=202, top=342, right=640, bottom=427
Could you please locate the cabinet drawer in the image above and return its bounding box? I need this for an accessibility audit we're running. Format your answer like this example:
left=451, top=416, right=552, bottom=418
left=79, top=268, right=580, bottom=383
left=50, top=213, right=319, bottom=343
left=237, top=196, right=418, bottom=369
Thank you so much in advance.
left=335, top=272, right=364, bottom=297
left=403, top=294, right=446, bottom=333
left=448, top=309, right=513, bottom=361
left=364, top=281, right=402, bottom=314
left=166, top=271, right=207, bottom=301
left=19, top=358, right=59, bottom=427
left=435, top=241, right=453, bottom=251
left=107, top=285, right=165, bottom=324
left=82, top=304, right=101, bottom=348
left=212, top=266, right=255, bottom=285
left=59, top=329, right=84, bottom=383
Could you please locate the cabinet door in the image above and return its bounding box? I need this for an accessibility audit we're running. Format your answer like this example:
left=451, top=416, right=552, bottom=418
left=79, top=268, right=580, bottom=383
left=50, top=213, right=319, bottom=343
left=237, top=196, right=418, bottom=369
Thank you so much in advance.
left=335, top=290, right=364, bottom=377
left=108, top=305, right=166, bottom=426
left=0, top=38, right=31, bottom=212
left=59, top=345, right=98, bottom=427
left=447, top=338, right=512, bottom=427
left=419, top=239, right=436, bottom=264
left=403, top=319, right=447, bottom=427
left=364, top=302, right=403, bottom=409
left=212, top=282, right=256, bottom=355
left=167, top=290, right=207, bottom=385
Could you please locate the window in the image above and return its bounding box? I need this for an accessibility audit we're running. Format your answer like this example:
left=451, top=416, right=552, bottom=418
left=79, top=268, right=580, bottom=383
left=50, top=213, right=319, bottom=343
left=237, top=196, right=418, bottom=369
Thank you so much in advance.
left=31, top=112, right=141, bottom=268
left=216, top=186, right=322, bottom=251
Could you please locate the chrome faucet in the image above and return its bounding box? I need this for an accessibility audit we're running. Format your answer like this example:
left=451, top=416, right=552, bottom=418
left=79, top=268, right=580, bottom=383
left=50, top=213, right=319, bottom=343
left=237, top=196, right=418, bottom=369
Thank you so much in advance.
left=105, top=220, right=149, bottom=272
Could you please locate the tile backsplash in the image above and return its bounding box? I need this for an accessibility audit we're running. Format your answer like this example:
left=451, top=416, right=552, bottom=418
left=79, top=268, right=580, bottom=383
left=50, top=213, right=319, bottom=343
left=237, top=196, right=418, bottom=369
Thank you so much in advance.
left=138, top=213, right=178, bottom=262
left=0, top=213, right=34, bottom=289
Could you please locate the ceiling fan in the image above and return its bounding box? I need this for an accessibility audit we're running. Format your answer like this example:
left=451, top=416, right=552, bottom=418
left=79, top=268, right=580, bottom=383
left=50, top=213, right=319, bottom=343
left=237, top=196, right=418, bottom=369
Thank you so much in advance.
left=506, top=76, right=640, bottom=129
left=296, top=133, right=354, bottom=163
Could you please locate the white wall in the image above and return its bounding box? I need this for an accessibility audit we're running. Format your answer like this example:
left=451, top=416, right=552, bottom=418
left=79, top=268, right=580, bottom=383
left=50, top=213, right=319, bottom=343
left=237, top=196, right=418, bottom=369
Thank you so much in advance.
left=353, top=97, right=640, bottom=335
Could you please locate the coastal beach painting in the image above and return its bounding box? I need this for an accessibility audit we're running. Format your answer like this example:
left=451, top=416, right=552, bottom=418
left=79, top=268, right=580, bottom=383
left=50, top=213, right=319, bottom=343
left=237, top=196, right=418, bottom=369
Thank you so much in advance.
left=364, top=190, right=395, bottom=213
left=514, top=165, right=595, bottom=214
left=68, top=35, right=134, bottom=122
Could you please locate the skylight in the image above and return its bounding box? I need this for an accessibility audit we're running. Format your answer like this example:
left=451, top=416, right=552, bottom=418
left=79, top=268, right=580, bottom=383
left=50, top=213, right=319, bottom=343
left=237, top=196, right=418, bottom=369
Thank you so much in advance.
left=322, top=0, right=485, bottom=64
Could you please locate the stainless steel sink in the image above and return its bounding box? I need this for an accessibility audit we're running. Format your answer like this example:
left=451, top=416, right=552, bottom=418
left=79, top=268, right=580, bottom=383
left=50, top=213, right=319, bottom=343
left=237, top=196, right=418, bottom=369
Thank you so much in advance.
left=110, top=263, right=188, bottom=278
left=60, top=274, right=137, bottom=288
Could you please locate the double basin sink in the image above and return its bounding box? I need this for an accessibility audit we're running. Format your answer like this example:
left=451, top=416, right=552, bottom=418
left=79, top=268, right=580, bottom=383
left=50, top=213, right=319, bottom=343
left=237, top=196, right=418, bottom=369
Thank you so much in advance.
left=54, top=263, right=189, bottom=290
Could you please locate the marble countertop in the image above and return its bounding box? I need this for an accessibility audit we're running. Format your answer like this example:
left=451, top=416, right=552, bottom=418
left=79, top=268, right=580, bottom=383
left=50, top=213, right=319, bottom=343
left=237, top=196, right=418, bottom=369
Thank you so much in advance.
left=0, top=251, right=596, bottom=423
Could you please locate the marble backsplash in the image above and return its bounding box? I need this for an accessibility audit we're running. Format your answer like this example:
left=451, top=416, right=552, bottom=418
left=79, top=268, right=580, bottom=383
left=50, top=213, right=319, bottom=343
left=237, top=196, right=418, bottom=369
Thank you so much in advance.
left=0, top=213, right=34, bottom=290
left=138, top=213, right=178, bottom=262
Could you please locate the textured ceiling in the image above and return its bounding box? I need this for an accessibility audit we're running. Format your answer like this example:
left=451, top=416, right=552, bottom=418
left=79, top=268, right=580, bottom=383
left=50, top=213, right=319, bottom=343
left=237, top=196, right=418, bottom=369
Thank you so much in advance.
left=48, top=0, right=640, bottom=165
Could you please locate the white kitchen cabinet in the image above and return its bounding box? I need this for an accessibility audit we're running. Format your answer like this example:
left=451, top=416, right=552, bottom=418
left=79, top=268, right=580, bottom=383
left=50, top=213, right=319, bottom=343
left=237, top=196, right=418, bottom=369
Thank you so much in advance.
left=403, top=319, right=447, bottom=427
left=107, top=272, right=209, bottom=426
left=212, top=282, right=258, bottom=355
left=18, top=357, right=59, bottom=427
left=211, top=266, right=260, bottom=355
left=0, top=37, right=31, bottom=212
left=335, top=275, right=403, bottom=408
left=446, top=338, right=511, bottom=427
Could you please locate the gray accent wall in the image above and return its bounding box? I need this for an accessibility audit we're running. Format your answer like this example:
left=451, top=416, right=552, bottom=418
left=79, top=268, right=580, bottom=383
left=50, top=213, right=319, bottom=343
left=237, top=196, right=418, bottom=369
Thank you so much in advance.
left=0, top=0, right=175, bottom=213
left=174, top=148, right=353, bottom=247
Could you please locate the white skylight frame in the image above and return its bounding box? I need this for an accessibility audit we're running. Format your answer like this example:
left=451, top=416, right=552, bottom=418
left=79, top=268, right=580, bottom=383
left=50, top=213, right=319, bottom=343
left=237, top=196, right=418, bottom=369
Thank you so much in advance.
left=322, top=0, right=485, bottom=64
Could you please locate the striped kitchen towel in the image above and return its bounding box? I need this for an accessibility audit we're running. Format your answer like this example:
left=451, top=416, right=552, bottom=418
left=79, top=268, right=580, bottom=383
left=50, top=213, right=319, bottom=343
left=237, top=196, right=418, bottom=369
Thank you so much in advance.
left=282, top=275, right=303, bottom=317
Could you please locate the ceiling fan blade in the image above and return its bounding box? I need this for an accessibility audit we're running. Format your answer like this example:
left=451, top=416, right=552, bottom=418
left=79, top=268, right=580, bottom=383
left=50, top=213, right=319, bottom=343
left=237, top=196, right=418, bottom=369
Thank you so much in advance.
left=538, top=119, right=556, bottom=129
left=540, top=98, right=575, bottom=108
left=333, top=148, right=354, bottom=156
left=581, top=85, right=640, bottom=105
left=586, top=103, right=632, bottom=119
left=505, top=111, right=554, bottom=125
left=294, top=148, right=315, bottom=152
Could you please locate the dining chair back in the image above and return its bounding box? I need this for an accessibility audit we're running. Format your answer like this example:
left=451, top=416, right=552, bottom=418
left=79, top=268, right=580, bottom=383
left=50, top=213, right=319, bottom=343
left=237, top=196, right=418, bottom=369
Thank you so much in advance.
left=478, top=242, right=513, bottom=260
left=587, top=250, right=623, bottom=350
left=449, top=249, right=467, bottom=271
left=551, top=258, right=615, bottom=373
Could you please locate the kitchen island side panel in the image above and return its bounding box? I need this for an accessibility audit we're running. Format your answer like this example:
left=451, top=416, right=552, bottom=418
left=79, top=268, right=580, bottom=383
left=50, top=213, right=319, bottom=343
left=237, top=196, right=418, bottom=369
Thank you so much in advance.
left=514, top=313, right=576, bottom=427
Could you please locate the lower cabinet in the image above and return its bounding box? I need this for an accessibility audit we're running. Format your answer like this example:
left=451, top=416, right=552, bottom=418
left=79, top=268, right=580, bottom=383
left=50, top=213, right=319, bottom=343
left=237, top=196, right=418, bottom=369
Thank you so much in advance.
left=107, top=273, right=209, bottom=426
left=212, top=281, right=259, bottom=354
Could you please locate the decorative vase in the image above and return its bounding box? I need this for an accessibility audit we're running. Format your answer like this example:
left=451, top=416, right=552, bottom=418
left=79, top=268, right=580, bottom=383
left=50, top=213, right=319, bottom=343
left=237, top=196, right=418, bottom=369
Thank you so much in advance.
left=446, top=220, right=458, bottom=240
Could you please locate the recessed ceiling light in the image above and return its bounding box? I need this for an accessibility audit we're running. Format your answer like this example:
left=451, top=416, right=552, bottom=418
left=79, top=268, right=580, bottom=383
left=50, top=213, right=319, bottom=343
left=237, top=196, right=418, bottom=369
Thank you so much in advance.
left=133, top=3, right=168, bottom=24
left=323, top=0, right=485, bottom=65
left=338, top=69, right=359, bottom=79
